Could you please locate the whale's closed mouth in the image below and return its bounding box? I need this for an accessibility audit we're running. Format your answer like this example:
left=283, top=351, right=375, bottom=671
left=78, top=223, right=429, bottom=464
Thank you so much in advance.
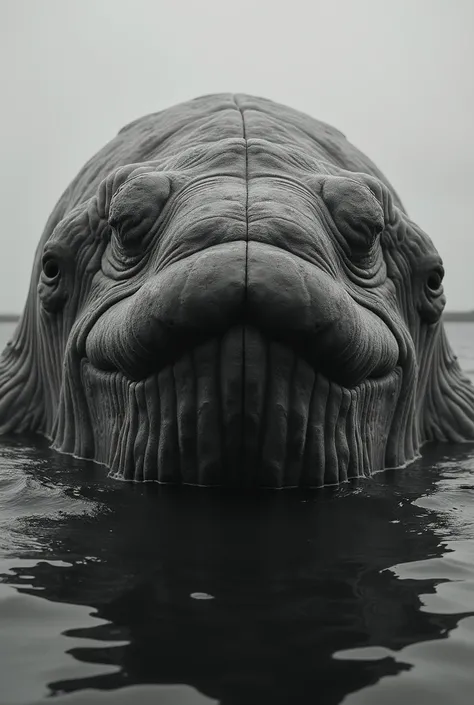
left=74, top=325, right=402, bottom=488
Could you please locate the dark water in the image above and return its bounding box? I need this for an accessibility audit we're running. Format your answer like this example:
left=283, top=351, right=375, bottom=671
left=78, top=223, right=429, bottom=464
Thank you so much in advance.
left=2, top=322, right=474, bottom=705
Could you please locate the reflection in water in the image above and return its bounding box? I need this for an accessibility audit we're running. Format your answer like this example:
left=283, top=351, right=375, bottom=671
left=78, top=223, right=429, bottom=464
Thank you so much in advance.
left=335, top=451, right=474, bottom=705
left=2, top=435, right=474, bottom=704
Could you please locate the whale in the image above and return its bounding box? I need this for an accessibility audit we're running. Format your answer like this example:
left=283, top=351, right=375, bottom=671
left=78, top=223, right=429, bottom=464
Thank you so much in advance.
left=1, top=93, right=473, bottom=487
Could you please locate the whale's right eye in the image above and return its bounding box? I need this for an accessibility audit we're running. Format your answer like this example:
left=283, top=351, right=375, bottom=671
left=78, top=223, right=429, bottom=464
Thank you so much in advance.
left=42, top=256, right=60, bottom=281
left=38, top=248, right=68, bottom=312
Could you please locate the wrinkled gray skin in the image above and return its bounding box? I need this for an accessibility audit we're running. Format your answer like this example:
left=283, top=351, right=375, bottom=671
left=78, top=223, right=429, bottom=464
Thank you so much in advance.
left=1, top=94, right=474, bottom=488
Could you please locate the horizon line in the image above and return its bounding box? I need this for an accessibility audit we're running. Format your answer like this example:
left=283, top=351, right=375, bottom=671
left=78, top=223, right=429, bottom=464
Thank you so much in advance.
left=1, top=310, right=474, bottom=321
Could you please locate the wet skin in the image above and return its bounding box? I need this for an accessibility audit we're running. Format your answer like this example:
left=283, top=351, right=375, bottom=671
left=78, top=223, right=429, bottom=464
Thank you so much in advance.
left=0, top=95, right=473, bottom=486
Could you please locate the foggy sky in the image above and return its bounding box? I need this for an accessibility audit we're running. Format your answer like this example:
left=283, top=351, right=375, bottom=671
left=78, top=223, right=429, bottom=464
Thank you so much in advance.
left=1, top=0, right=473, bottom=312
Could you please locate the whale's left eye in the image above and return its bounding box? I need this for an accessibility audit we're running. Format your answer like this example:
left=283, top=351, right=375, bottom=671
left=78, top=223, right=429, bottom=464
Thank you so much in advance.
left=426, top=266, right=444, bottom=292
left=418, top=261, right=446, bottom=323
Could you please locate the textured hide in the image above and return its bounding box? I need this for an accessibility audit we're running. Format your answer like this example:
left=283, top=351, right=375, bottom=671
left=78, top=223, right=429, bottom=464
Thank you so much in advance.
left=1, top=94, right=473, bottom=487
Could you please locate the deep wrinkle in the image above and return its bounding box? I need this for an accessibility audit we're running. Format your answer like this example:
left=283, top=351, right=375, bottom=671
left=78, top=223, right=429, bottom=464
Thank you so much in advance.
left=233, top=95, right=250, bottom=483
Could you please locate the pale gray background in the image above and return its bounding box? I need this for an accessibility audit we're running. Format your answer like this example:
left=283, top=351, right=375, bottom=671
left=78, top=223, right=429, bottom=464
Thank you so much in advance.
left=1, top=0, right=472, bottom=313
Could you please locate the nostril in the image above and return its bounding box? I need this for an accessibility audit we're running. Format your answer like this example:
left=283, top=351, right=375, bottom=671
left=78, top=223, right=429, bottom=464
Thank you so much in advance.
left=321, top=176, right=385, bottom=252
left=108, top=172, right=171, bottom=251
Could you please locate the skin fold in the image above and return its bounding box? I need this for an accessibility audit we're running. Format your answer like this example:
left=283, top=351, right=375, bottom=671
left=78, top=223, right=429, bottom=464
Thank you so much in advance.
left=1, top=94, right=473, bottom=487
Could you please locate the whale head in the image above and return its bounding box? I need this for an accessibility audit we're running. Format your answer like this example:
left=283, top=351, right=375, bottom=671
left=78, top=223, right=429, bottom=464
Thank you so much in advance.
left=1, top=94, right=473, bottom=487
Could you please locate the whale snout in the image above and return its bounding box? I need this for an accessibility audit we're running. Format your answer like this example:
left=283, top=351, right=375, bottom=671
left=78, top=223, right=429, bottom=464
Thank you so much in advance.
left=85, top=241, right=399, bottom=387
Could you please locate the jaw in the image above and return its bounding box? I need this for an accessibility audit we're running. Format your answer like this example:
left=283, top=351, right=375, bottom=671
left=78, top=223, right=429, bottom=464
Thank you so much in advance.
left=53, top=326, right=403, bottom=488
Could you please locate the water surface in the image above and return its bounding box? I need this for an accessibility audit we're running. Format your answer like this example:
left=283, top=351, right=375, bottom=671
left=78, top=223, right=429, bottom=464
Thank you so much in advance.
left=1, top=322, right=474, bottom=705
